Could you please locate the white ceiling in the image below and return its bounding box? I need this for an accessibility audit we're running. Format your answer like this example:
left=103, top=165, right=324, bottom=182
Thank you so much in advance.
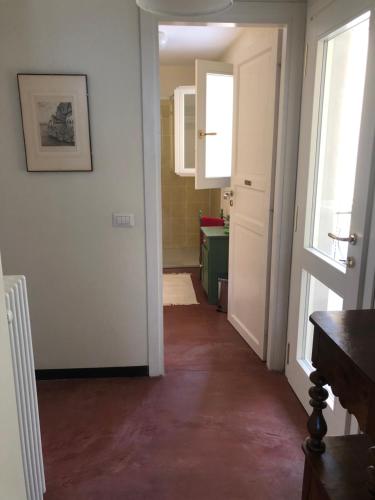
left=159, top=25, right=244, bottom=65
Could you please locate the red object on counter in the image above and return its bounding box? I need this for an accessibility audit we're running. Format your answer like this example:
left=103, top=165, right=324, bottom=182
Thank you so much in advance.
left=200, top=216, right=224, bottom=227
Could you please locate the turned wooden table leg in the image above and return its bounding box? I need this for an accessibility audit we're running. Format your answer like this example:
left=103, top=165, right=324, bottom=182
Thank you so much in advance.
left=368, top=446, right=375, bottom=494
left=305, top=370, right=328, bottom=453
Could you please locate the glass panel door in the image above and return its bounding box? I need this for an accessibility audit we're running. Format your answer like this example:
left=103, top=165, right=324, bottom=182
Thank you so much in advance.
left=174, top=85, right=196, bottom=177
left=300, top=272, right=343, bottom=366
left=286, top=3, right=374, bottom=437
left=184, top=93, right=195, bottom=171
left=205, top=73, right=233, bottom=179
left=195, top=59, right=233, bottom=189
left=310, top=15, right=370, bottom=267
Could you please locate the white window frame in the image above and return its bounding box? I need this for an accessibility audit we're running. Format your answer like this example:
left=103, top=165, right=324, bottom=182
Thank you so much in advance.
left=139, top=2, right=306, bottom=376
left=174, top=85, right=196, bottom=177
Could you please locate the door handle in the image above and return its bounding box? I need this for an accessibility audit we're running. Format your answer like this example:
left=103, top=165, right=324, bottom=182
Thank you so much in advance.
left=328, top=232, right=357, bottom=245
left=199, top=130, right=217, bottom=138
left=223, top=190, right=233, bottom=200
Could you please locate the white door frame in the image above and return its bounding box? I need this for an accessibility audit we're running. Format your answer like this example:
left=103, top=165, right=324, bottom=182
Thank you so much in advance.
left=139, top=2, right=306, bottom=376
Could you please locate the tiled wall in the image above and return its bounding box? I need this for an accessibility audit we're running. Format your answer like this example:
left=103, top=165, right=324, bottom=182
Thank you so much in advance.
left=161, top=99, right=221, bottom=252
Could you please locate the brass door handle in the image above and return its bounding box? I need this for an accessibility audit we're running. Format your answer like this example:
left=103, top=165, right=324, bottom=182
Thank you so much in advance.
left=199, top=130, right=217, bottom=138
left=328, top=232, right=357, bottom=245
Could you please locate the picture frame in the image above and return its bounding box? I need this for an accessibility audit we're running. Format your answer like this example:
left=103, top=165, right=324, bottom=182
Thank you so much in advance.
left=17, top=74, right=93, bottom=172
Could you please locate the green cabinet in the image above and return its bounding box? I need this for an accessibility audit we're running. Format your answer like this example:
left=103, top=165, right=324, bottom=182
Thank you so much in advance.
left=200, top=226, right=229, bottom=305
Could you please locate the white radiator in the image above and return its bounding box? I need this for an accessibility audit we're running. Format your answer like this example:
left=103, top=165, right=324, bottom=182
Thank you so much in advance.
left=4, top=276, right=45, bottom=500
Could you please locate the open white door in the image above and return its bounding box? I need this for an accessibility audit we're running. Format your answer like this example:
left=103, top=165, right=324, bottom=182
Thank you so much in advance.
left=195, top=59, right=233, bottom=189
left=286, top=2, right=375, bottom=436
left=227, top=30, right=281, bottom=360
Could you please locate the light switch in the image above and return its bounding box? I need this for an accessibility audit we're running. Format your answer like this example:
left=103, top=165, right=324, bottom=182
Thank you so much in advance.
left=112, top=213, right=135, bottom=228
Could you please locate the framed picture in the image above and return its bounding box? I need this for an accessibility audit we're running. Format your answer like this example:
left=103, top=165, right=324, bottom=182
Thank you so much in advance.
left=17, top=74, right=93, bottom=172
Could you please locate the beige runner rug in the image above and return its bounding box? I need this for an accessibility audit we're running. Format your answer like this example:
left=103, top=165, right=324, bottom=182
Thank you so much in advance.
left=163, top=273, right=199, bottom=306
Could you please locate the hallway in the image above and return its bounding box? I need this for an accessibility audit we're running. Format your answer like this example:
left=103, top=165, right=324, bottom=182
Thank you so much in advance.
left=38, top=268, right=307, bottom=500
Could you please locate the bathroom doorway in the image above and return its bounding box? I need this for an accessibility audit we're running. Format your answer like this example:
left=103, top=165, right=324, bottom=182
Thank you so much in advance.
left=159, top=28, right=231, bottom=269
left=159, top=23, right=282, bottom=352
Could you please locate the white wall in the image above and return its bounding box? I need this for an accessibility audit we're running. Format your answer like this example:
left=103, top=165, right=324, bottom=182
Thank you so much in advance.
left=0, top=0, right=148, bottom=369
left=160, top=64, right=195, bottom=98
left=0, top=254, right=27, bottom=499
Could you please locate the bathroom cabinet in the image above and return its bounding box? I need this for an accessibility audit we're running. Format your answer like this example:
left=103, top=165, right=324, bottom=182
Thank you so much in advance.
left=174, top=85, right=195, bottom=177
left=200, top=226, right=229, bottom=304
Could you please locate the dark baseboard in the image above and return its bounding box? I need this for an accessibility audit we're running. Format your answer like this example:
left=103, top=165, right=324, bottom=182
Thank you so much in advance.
left=35, top=365, right=149, bottom=380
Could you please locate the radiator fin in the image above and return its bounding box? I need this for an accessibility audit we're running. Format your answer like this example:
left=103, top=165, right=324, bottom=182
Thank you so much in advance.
left=4, top=276, right=45, bottom=500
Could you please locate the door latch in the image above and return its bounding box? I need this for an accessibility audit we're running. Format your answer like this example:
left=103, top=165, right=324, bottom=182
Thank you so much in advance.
left=340, top=256, right=355, bottom=268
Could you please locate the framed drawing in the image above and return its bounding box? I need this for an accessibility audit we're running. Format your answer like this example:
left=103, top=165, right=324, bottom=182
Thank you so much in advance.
left=17, top=74, right=93, bottom=172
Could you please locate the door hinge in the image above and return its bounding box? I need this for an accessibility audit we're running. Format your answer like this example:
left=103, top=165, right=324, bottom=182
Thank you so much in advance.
left=286, top=342, right=290, bottom=365
left=303, top=43, right=308, bottom=77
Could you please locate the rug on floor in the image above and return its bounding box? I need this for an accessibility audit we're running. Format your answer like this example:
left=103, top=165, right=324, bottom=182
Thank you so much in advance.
left=163, top=273, right=199, bottom=306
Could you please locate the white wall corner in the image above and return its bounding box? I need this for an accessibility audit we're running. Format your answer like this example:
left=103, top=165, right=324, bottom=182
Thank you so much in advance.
left=139, top=10, right=165, bottom=376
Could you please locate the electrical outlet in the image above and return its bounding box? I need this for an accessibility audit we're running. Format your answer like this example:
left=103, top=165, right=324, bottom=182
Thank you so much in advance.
left=112, top=213, right=135, bottom=228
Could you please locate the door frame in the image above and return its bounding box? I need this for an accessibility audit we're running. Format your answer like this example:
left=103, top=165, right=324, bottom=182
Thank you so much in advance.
left=139, top=2, right=306, bottom=376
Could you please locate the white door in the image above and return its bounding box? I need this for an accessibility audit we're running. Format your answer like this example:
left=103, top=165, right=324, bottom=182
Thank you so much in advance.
left=286, top=0, right=375, bottom=435
left=195, top=59, right=233, bottom=189
left=0, top=253, right=27, bottom=499
left=227, top=30, right=281, bottom=360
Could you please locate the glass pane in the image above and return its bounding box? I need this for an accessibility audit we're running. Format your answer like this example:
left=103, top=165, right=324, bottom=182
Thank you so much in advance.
left=205, top=73, right=233, bottom=178
left=301, top=273, right=343, bottom=365
left=311, top=16, right=369, bottom=265
left=184, top=94, right=195, bottom=170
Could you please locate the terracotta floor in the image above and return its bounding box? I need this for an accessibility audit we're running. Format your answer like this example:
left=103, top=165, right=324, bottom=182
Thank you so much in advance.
left=37, top=268, right=307, bottom=500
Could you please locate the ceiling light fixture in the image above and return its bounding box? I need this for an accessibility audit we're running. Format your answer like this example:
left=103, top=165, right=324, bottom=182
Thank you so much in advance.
left=136, top=0, right=234, bottom=17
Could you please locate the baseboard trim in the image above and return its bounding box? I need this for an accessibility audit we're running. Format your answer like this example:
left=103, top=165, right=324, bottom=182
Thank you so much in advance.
left=35, top=366, right=149, bottom=380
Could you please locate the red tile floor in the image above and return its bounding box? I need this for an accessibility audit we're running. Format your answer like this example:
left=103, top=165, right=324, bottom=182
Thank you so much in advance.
left=38, top=268, right=307, bottom=500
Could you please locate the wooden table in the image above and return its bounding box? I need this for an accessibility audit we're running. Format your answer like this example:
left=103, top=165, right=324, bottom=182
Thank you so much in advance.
left=302, top=310, right=375, bottom=499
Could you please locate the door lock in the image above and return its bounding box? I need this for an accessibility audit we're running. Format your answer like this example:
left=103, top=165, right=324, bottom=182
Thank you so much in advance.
left=340, top=257, right=355, bottom=268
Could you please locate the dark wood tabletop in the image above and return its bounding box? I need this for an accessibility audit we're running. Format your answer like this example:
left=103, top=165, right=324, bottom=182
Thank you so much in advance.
left=310, top=310, right=375, bottom=386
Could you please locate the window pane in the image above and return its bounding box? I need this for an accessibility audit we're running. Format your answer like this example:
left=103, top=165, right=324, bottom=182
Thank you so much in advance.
left=184, top=94, right=195, bottom=170
left=311, top=16, right=369, bottom=265
left=205, top=73, right=233, bottom=178
left=301, top=273, right=343, bottom=365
